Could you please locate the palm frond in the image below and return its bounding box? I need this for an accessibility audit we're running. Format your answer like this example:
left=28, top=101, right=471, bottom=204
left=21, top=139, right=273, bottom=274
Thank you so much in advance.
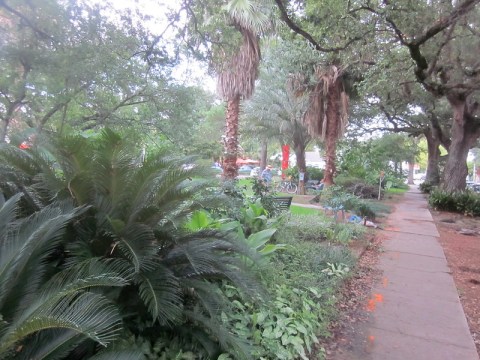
left=165, top=230, right=262, bottom=297
left=0, top=193, right=22, bottom=236
left=226, top=0, right=272, bottom=33
left=114, top=223, right=157, bottom=273
left=136, top=266, right=183, bottom=325
left=217, top=25, right=261, bottom=100
left=0, top=292, right=122, bottom=354
left=184, top=309, right=252, bottom=360
left=14, top=329, right=86, bottom=360
left=88, top=350, right=145, bottom=360
left=42, top=258, right=132, bottom=297
left=0, top=201, right=86, bottom=311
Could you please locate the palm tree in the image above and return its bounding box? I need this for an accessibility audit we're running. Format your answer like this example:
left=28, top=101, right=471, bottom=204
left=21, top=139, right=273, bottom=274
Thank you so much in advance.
left=0, top=130, right=261, bottom=358
left=217, top=0, right=272, bottom=180
left=303, top=65, right=349, bottom=185
left=243, top=70, right=312, bottom=194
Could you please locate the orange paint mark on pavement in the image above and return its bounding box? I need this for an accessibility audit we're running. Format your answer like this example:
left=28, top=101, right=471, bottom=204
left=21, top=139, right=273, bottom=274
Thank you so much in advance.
left=366, top=293, right=384, bottom=312
left=365, top=334, right=376, bottom=353
left=383, top=277, right=389, bottom=287
left=384, top=227, right=400, bottom=231
left=367, top=298, right=376, bottom=311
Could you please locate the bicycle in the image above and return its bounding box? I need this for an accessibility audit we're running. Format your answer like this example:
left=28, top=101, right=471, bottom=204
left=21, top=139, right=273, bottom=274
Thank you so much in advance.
left=275, top=180, right=298, bottom=194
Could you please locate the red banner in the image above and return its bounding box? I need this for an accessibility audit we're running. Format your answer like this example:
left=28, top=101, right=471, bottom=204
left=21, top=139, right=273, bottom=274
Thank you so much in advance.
left=281, top=145, right=289, bottom=179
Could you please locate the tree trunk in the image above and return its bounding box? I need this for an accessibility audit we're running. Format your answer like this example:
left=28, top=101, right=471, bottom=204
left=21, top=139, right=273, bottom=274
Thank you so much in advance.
left=0, top=119, right=9, bottom=143
left=294, top=141, right=306, bottom=195
left=407, top=161, right=415, bottom=185
left=260, top=141, right=267, bottom=171
left=424, top=129, right=441, bottom=185
left=323, top=92, right=339, bottom=186
left=222, top=96, right=240, bottom=180
left=443, top=98, right=480, bottom=192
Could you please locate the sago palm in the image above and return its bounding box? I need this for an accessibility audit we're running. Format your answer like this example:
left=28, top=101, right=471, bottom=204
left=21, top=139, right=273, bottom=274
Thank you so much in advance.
left=0, top=194, right=132, bottom=359
left=0, top=129, right=261, bottom=358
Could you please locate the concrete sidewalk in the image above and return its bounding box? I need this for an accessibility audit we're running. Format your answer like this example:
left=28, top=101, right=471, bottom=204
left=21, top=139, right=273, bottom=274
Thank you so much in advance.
left=334, top=187, right=479, bottom=360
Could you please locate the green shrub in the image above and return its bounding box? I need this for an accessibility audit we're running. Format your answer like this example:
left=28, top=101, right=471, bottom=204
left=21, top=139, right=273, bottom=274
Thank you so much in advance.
left=312, top=245, right=355, bottom=269
left=280, top=214, right=333, bottom=242
left=428, top=189, right=480, bottom=216
left=352, top=202, right=376, bottom=219
left=330, top=223, right=366, bottom=244
left=306, top=166, right=324, bottom=181
left=219, top=283, right=333, bottom=360
left=419, top=182, right=435, bottom=194
left=428, top=189, right=458, bottom=212
left=218, top=233, right=357, bottom=359
left=453, top=191, right=480, bottom=216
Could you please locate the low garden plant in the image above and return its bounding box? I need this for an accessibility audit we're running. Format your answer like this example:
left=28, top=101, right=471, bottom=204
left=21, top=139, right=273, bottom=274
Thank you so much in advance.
left=429, top=189, right=480, bottom=216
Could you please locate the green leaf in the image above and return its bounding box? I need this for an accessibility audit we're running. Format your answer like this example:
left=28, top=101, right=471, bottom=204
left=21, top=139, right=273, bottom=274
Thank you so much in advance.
left=185, top=210, right=213, bottom=231
left=247, top=228, right=276, bottom=250
left=258, top=243, right=287, bottom=255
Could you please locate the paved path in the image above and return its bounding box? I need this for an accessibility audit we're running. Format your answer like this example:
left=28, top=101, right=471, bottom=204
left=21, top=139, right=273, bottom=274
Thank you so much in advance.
left=334, top=187, right=479, bottom=360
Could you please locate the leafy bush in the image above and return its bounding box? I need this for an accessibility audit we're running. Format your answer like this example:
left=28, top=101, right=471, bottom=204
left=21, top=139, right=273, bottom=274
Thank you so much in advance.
left=330, top=223, right=366, bottom=244
left=353, top=202, right=377, bottom=219
left=428, top=189, right=458, bottom=212
left=313, top=245, right=355, bottom=269
left=453, top=192, right=480, bottom=216
left=306, top=166, right=324, bottom=181
left=280, top=214, right=333, bottom=242
left=216, top=229, right=357, bottom=360
left=334, top=176, right=365, bottom=188
left=419, top=182, right=436, bottom=194
left=429, top=189, right=480, bottom=216
left=219, top=283, right=331, bottom=360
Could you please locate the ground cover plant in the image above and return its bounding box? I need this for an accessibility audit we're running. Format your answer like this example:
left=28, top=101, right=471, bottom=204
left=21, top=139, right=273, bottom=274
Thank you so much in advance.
left=216, top=212, right=363, bottom=360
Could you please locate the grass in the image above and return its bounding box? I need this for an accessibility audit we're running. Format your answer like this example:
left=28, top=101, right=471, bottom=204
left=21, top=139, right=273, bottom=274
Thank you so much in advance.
left=387, top=187, right=409, bottom=194
left=290, top=205, right=319, bottom=215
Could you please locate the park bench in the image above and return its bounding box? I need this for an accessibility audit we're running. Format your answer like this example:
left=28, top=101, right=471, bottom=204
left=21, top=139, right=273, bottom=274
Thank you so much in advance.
left=272, top=196, right=293, bottom=212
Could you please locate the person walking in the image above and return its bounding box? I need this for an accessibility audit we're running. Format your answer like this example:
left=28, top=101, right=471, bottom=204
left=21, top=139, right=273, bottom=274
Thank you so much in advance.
left=261, top=166, right=273, bottom=186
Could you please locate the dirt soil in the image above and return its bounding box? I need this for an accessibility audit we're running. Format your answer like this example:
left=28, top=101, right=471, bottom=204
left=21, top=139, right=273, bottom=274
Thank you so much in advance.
left=320, top=199, right=480, bottom=359
left=430, top=210, right=480, bottom=354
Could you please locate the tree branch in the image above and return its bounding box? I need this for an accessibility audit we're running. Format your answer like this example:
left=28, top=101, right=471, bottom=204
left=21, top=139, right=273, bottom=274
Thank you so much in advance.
left=411, top=0, right=480, bottom=47
left=272, top=0, right=362, bottom=53
left=0, top=0, right=54, bottom=40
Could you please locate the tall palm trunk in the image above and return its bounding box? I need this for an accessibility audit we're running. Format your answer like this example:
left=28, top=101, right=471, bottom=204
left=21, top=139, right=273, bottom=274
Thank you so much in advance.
left=293, top=139, right=307, bottom=194
left=323, top=79, right=342, bottom=186
left=223, top=95, right=240, bottom=179
left=260, top=141, right=267, bottom=170
left=302, top=65, right=348, bottom=187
